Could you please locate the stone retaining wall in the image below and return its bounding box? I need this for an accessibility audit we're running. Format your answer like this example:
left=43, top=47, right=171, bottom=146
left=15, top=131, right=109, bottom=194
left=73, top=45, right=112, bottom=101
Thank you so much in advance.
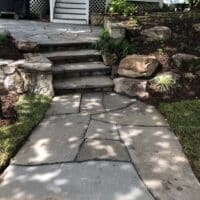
left=0, top=54, right=54, bottom=96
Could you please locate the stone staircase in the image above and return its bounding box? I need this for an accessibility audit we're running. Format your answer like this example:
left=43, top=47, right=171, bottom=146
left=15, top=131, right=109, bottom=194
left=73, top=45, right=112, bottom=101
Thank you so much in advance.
left=52, top=0, right=89, bottom=24
left=39, top=43, right=113, bottom=95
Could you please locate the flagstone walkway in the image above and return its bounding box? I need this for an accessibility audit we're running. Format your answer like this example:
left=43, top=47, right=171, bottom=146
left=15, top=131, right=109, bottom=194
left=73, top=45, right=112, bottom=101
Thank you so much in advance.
left=0, top=92, right=200, bottom=200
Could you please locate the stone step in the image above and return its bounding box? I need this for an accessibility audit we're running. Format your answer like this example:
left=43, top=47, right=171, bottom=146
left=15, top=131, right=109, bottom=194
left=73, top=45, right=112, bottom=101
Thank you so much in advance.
left=38, top=41, right=94, bottom=52
left=42, top=49, right=101, bottom=63
left=54, top=76, right=113, bottom=95
left=53, top=62, right=111, bottom=79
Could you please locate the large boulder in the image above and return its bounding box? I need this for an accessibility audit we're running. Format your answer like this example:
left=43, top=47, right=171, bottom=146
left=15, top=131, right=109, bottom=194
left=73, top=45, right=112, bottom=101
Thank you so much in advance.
left=118, top=54, right=159, bottom=78
left=114, top=77, right=148, bottom=98
left=141, top=26, right=172, bottom=41
left=0, top=55, right=54, bottom=96
left=172, top=53, right=200, bottom=70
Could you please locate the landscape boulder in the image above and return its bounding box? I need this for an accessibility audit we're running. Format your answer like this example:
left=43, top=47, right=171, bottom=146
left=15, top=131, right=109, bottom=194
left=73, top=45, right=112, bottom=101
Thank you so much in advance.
left=118, top=54, right=159, bottom=78
left=172, top=53, right=200, bottom=70
left=104, top=17, right=126, bottom=39
left=114, top=77, right=148, bottom=98
left=141, top=26, right=172, bottom=41
left=0, top=55, right=54, bottom=96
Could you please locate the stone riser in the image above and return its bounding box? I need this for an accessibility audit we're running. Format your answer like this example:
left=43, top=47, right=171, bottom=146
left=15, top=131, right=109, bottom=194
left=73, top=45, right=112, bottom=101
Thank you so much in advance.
left=54, top=87, right=113, bottom=95
left=38, top=43, right=93, bottom=53
left=53, top=70, right=111, bottom=80
left=50, top=55, right=102, bottom=64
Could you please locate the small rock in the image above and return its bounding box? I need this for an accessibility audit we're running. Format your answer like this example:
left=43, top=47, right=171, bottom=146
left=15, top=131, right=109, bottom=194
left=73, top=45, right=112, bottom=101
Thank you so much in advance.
left=193, top=23, right=200, bottom=32
left=141, top=26, right=172, bottom=41
left=118, top=54, right=159, bottom=78
left=4, top=72, right=24, bottom=93
left=172, top=53, right=200, bottom=70
left=114, top=77, right=148, bottom=98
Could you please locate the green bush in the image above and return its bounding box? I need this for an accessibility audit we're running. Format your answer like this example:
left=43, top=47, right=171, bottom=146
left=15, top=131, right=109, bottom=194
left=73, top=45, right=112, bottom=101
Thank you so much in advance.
left=0, top=31, right=9, bottom=47
left=94, top=29, right=135, bottom=60
left=108, top=0, right=136, bottom=17
left=152, top=73, right=179, bottom=93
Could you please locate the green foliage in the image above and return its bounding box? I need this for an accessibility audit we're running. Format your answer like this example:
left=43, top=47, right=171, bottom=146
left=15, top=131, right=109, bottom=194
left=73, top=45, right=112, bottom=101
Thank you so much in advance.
left=153, top=74, right=178, bottom=93
left=94, top=29, right=135, bottom=60
left=94, top=29, right=116, bottom=55
left=0, top=95, right=51, bottom=171
left=189, top=0, right=200, bottom=8
left=114, top=39, right=135, bottom=60
left=108, top=0, right=136, bottom=17
left=159, top=100, right=200, bottom=180
left=0, top=31, right=9, bottom=47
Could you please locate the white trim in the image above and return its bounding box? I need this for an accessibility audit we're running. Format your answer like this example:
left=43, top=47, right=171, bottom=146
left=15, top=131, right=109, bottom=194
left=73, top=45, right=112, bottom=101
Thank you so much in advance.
left=50, top=0, right=56, bottom=22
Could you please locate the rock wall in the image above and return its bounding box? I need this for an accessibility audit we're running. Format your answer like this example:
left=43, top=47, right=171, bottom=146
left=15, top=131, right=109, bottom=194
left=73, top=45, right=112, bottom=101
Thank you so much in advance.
left=0, top=54, right=54, bottom=96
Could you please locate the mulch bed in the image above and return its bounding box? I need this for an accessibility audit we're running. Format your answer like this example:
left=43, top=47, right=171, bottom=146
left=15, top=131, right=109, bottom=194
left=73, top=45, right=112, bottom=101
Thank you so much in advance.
left=0, top=37, right=22, bottom=60
left=126, top=13, right=200, bottom=106
left=0, top=93, right=18, bottom=127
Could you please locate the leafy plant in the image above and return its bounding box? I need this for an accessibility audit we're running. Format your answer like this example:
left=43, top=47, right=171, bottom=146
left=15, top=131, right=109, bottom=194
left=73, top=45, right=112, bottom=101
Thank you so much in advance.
left=0, top=31, right=9, bottom=47
left=94, top=29, right=135, bottom=60
left=153, top=73, right=179, bottom=93
left=114, top=39, right=135, bottom=60
left=108, top=0, right=136, bottom=17
left=94, top=29, right=116, bottom=55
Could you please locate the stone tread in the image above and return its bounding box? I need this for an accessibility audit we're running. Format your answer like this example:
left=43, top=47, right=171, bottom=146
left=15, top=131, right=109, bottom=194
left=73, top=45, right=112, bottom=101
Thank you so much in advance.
left=54, top=76, right=113, bottom=90
left=41, top=49, right=101, bottom=60
left=53, top=62, right=111, bottom=74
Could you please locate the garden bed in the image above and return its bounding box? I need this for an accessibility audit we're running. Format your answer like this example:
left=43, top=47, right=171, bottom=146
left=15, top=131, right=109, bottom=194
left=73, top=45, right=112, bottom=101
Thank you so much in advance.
left=0, top=95, right=51, bottom=173
left=125, top=11, right=200, bottom=105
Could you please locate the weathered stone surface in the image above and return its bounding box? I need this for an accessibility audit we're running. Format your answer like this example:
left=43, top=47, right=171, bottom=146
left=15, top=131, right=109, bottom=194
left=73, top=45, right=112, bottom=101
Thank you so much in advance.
left=12, top=114, right=90, bottom=165
left=92, top=101, right=168, bottom=126
left=47, top=94, right=81, bottom=115
left=86, top=120, right=119, bottom=140
left=193, top=23, right=200, bottom=32
left=118, top=54, right=159, bottom=78
left=0, top=162, right=153, bottom=200
left=104, top=17, right=125, bottom=39
left=14, top=39, right=38, bottom=52
left=77, top=139, right=130, bottom=161
left=148, top=72, right=180, bottom=93
left=103, top=92, right=136, bottom=111
left=118, top=126, right=200, bottom=200
left=0, top=56, right=54, bottom=96
left=16, top=54, right=52, bottom=72
left=4, top=72, right=24, bottom=93
left=81, top=92, right=105, bottom=114
left=172, top=53, right=200, bottom=69
left=114, top=78, right=148, bottom=98
left=141, top=26, right=172, bottom=41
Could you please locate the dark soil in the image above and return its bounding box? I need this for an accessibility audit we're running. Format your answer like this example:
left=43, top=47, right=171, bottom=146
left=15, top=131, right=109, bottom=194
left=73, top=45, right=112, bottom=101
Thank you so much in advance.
left=125, top=12, right=200, bottom=106
left=0, top=93, right=18, bottom=127
left=0, top=37, right=22, bottom=60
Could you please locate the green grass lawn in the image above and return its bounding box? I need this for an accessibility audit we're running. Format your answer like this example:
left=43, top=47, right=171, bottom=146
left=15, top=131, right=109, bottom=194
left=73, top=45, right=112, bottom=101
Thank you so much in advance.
left=159, top=100, right=200, bottom=181
left=0, top=95, right=51, bottom=172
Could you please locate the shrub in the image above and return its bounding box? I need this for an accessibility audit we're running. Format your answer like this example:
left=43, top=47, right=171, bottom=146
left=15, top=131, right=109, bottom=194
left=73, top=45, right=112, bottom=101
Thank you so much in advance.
left=0, top=31, right=9, bottom=47
left=108, top=0, right=136, bottom=17
left=94, top=29, right=135, bottom=60
left=151, top=73, right=179, bottom=93
left=94, top=29, right=116, bottom=55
